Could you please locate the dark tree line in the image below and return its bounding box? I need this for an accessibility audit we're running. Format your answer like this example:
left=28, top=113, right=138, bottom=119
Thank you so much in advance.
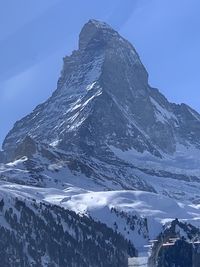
left=0, top=197, right=136, bottom=267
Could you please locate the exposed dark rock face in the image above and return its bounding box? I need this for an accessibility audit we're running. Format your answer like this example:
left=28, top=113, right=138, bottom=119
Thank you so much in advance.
left=3, top=19, right=200, bottom=161
left=0, top=151, right=5, bottom=163
left=14, top=135, right=37, bottom=159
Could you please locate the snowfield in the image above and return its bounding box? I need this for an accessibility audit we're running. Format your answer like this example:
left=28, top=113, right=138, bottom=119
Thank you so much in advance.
left=1, top=181, right=200, bottom=252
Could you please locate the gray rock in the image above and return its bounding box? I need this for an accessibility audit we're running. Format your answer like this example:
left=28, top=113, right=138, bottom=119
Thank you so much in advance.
left=2, top=19, right=200, bottom=195
left=3, top=20, right=200, bottom=159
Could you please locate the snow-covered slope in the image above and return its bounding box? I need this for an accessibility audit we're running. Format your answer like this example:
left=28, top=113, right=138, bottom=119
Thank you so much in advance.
left=1, top=181, right=200, bottom=253
left=0, top=185, right=135, bottom=266
left=1, top=140, right=200, bottom=203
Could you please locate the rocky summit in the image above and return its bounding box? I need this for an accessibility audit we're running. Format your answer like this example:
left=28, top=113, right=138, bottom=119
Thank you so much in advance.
left=1, top=20, right=200, bottom=266
left=2, top=19, right=200, bottom=196
left=3, top=19, right=200, bottom=159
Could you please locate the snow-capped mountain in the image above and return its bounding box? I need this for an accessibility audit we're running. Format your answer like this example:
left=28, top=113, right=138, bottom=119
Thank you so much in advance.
left=3, top=19, right=200, bottom=159
left=2, top=19, right=200, bottom=199
left=1, top=19, right=200, bottom=265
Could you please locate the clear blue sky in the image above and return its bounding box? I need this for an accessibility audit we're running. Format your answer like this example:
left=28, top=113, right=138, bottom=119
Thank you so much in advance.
left=1, top=0, right=200, bottom=147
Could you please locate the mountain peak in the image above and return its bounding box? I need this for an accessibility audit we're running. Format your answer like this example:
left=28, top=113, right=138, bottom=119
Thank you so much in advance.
left=3, top=19, right=200, bottom=162
left=87, top=19, right=113, bottom=30
left=79, top=19, right=118, bottom=50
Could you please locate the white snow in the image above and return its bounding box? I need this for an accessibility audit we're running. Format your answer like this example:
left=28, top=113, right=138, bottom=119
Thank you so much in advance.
left=150, top=97, right=177, bottom=124
left=86, top=81, right=96, bottom=91
left=109, top=145, right=200, bottom=203
left=0, top=181, right=200, bottom=252
left=128, top=257, right=148, bottom=267
left=187, top=106, right=200, bottom=121
left=6, top=156, right=28, bottom=167
left=110, top=143, right=200, bottom=174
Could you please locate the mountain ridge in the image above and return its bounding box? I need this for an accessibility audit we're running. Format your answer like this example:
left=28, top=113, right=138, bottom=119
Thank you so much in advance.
left=3, top=19, right=200, bottom=162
